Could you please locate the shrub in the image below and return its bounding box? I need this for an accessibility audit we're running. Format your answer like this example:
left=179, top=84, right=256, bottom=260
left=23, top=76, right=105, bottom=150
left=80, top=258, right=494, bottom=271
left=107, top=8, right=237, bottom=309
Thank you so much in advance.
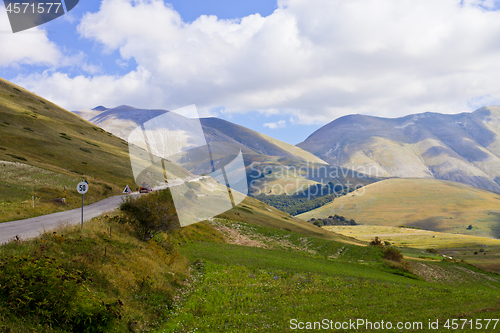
left=383, top=247, right=403, bottom=262
left=0, top=254, right=119, bottom=331
left=313, top=220, right=324, bottom=227
left=384, top=241, right=391, bottom=246
left=120, top=189, right=180, bottom=241
left=370, top=237, right=383, bottom=246
left=426, top=248, right=438, bottom=254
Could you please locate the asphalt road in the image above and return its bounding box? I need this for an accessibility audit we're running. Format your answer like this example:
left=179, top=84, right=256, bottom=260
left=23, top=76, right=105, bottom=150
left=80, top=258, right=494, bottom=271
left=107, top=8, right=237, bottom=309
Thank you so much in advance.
left=0, top=176, right=202, bottom=244
left=0, top=195, right=127, bottom=244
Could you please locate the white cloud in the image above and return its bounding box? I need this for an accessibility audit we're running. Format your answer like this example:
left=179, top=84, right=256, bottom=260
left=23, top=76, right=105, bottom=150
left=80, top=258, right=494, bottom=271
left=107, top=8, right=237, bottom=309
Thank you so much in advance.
left=263, top=120, right=286, bottom=129
left=13, top=0, right=500, bottom=123
left=0, top=5, right=62, bottom=67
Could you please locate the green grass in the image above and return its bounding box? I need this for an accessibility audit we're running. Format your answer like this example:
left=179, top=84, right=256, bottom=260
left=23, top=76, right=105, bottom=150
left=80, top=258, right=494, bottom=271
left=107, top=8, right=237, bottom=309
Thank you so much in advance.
left=0, top=213, right=225, bottom=332
left=0, top=161, right=120, bottom=222
left=1, top=211, right=500, bottom=332
left=218, top=195, right=365, bottom=245
left=159, top=241, right=500, bottom=332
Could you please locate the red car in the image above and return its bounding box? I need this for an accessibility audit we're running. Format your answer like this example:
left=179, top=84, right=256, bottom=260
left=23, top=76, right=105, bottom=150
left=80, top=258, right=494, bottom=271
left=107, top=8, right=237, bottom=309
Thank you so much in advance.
left=139, top=183, right=153, bottom=193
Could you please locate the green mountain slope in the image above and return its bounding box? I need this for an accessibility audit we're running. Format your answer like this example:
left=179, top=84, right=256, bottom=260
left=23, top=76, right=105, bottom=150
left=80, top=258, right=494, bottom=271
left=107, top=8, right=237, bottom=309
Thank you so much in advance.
left=0, top=77, right=134, bottom=186
left=298, top=178, right=500, bottom=238
left=0, top=77, right=140, bottom=221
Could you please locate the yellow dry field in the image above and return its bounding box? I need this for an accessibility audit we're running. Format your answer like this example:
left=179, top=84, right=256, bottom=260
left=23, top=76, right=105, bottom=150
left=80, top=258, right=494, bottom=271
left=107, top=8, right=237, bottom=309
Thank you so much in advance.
left=299, top=178, right=500, bottom=237
left=323, top=225, right=500, bottom=249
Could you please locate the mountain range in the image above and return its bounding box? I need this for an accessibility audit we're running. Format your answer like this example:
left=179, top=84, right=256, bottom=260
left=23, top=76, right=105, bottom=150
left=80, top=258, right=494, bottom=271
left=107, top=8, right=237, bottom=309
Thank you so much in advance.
left=298, top=107, right=500, bottom=192
left=73, top=105, right=325, bottom=164
left=73, top=106, right=376, bottom=195
left=74, top=105, right=500, bottom=193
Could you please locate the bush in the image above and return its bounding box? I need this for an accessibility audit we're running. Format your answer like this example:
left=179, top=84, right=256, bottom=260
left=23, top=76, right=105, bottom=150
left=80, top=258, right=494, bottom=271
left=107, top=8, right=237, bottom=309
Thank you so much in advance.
left=370, top=237, right=383, bottom=246
left=426, top=248, right=438, bottom=254
left=313, top=220, right=324, bottom=227
left=120, top=189, right=180, bottom=241
left=0, top=254, right=119, bottom=331
left=383, top=247, right=403, bottom=262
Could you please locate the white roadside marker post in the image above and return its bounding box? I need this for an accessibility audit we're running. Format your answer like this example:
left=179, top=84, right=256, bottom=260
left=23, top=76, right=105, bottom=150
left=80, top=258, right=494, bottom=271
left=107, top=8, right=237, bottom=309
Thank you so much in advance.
left=76, top=180, right=89, bottom=229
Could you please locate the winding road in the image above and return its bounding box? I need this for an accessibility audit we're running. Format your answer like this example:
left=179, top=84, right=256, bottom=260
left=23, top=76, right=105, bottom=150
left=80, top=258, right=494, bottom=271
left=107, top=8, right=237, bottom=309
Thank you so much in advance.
left=0, top=195, right=128, bottom=244
left=0, top=177, right=193, bottom=244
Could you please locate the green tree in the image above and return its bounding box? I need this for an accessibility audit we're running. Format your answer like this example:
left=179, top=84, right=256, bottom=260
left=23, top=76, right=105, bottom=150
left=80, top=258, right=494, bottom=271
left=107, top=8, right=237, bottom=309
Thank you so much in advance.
left=120, top=189, right=179, bottom=241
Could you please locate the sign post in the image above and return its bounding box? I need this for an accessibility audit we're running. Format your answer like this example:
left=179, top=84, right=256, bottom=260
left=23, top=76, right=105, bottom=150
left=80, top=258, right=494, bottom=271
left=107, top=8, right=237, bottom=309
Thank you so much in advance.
left=76, top=180, right=89, bottom=229
left=123, top=185, right=132, bottom=195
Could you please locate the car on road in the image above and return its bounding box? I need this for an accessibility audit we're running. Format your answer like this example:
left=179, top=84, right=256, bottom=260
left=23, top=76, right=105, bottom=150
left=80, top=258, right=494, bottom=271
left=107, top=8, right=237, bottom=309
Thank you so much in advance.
left=139, top=183, right=153, bottom=194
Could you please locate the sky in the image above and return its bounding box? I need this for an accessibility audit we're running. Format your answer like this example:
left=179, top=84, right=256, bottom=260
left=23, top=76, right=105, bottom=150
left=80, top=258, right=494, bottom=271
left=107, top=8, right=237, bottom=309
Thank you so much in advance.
left=2, top=0, right=500, bottom=144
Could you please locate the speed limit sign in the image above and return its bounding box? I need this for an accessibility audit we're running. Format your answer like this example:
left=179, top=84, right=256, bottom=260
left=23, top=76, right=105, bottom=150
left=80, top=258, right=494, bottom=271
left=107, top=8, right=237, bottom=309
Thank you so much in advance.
left=77, top=181, right=89, bottom=194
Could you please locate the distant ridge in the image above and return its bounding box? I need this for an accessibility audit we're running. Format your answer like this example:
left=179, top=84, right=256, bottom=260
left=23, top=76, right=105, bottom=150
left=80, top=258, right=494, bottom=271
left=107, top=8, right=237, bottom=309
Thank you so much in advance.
left=72, top=106, right=326, bottom=164
left=298, top=106, right=500, bottom=192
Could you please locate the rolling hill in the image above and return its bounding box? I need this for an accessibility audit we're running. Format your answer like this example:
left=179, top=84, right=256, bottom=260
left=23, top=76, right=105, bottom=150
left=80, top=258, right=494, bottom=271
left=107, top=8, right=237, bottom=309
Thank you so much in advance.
left=0, top=77, right=138, bottom=221
left=298, top=178, right=500, bottom=238
left=0, top=77, right=134, bottom=186
left=298, top=107, right=500, bottom=192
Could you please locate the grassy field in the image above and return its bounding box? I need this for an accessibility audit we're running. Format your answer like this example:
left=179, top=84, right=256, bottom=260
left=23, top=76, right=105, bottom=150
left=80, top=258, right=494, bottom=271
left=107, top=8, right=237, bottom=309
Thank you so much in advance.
left=0, top=213, right=211, bottom=332
left=0, top=161, right=125, bottom=222
left=323, top=225, right=500, bottom=249
left=2, top=212, right=500, bottom=332
left=160, top=219, right=500, bottom=332
left=324, top=225, right=500, bottom=274
left=218, top=195, right=365, bottom=245
left=298, top=178, right=500, bottom=238
left=0, top=77, right=135, bottom=221
left=2, top=77, right=500, bottom=332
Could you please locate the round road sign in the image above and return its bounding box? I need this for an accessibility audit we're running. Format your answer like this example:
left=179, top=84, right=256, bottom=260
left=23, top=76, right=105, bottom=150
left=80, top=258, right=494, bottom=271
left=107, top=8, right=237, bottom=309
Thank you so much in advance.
left=77, top=181, right=89, bottom=194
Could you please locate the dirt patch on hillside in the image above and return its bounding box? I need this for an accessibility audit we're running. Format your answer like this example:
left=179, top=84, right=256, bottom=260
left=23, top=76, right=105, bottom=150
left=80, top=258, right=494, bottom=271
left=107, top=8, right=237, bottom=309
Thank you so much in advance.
left=409, top=262, right=458, bottom=283
left=208, top=220, right=317, bottom=254
left=210, top=223, right=269, bottom=248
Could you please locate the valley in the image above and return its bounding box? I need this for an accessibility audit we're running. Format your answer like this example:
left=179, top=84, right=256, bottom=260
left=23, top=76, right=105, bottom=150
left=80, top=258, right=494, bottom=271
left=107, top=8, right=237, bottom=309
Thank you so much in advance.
left=1, top=77, right=500, bottom=332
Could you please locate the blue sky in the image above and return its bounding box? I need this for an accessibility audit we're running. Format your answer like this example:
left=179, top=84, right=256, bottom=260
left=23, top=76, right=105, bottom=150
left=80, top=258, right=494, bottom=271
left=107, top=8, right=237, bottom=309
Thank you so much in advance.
left=2, top=0, right=500, bottom=144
